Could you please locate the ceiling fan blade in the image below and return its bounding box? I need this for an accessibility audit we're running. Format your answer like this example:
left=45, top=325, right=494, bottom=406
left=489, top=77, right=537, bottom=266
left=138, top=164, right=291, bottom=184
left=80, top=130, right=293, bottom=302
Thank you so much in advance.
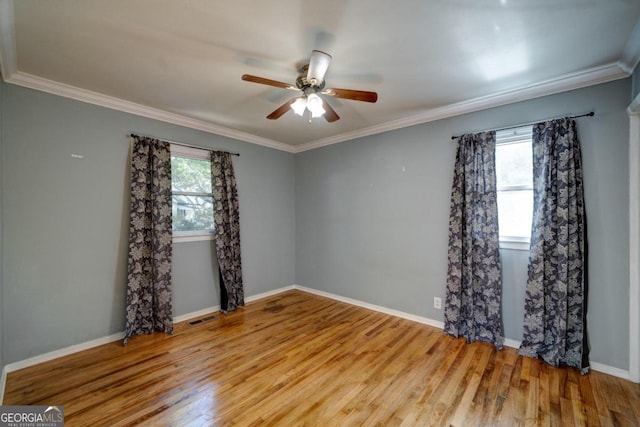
left=306, top=50, right=332, bottom=86
left=322, top=98, right=340, bottom=122
left=242, top=74, right=299, bottom=91
left=266, top=98, right=296, bottom=120
left=323, top=88, right=378, bottom=103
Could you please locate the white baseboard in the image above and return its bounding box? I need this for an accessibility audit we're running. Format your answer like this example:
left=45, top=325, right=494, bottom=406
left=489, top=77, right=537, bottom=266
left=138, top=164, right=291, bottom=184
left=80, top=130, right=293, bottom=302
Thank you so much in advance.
left=497, top=338, right=631, bottom=380
left=4, top=332, right=126, bottom=374
left=174, top=306, right=219, bottom=323
left=504, top=338, right=522, bottom=349
left=292, top=285, right=445, bottom=330
left=291, top=285, right=635, bottom=382
left=172, top=286, right=295, bottom=323
left=246, top=285, right=296, bottom=303
left=1, top=283, right=634, bottom=403
left=590, top=362, right=632, bottom=380
left=3, top=285, right=299, bottom=379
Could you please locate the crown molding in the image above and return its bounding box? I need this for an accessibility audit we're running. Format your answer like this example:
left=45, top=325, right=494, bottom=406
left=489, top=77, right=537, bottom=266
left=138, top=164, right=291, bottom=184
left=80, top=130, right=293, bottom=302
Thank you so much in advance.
left=0, top=63, right=630, bottom=156
left=0, top=8, right=293, bottom=153
left=0, top=0, right=631, bottom=156
left=4, top=71, right=296, bottom=153
left=293, top=62, right=629, bottom=153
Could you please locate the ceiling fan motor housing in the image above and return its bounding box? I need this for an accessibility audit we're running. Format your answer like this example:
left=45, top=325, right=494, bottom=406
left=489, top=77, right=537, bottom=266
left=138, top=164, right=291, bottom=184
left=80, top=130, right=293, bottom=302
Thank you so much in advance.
left=241, top=50, right=377, bottom=122
left=296, top=67, right=325, bottom=93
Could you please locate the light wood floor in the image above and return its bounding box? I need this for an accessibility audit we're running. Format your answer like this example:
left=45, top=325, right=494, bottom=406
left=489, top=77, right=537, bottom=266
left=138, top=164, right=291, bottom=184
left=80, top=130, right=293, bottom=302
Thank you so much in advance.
left=4, top=290, right=640, bottom=426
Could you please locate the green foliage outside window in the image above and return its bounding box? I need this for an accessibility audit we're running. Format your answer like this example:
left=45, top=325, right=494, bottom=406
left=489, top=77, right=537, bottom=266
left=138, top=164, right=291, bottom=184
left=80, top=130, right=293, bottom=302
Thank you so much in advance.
left=171, top=156, right=215, bottom=232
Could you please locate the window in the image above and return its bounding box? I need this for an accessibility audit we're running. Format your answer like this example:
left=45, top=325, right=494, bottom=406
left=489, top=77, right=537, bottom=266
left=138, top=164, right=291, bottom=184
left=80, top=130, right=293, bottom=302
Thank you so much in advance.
left=171, top=145, right=214, bottom=243
left=495, top=126, right=533, bottom=250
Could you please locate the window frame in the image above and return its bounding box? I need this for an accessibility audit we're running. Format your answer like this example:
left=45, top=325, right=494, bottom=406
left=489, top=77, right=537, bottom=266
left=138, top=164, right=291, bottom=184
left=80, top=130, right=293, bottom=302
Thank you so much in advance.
left=495, top=126, right=533, bottom=251
left=170, top=144, right=215, bottom=243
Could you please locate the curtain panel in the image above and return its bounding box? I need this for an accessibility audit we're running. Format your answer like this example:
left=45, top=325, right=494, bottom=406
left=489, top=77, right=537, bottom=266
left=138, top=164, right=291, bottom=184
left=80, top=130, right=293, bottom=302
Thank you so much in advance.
left=124, top=136, right=173, bottom=344
left=519, top=118, right=589, bottom=373
left=444, top=131, right=504, bottom=349
left=211, top=151, right=244, bottom=312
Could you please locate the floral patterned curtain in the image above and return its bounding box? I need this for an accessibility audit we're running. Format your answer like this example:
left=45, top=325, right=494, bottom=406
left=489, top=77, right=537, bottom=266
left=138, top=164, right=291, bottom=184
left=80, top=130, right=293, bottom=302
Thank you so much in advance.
left=519, top=118, right=589, bottom=373
left=124, top=136, right=173, bottom=344
left=211, top=151, right=244, bottom=312
left=444, top=131, right=504, bottom=349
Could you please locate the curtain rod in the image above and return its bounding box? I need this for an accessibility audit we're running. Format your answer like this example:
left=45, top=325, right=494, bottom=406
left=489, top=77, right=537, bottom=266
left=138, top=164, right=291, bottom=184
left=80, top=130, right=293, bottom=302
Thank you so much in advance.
left=450, top=111, right=595, bottom=140
left=129, top=133, right=240, bottom=156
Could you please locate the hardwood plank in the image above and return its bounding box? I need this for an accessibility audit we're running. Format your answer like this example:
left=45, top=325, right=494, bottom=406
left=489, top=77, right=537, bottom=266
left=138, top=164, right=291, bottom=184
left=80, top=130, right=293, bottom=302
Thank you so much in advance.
left=449, top=345, right=492, bottom=426
left=3, top=290, right=640, bottom=426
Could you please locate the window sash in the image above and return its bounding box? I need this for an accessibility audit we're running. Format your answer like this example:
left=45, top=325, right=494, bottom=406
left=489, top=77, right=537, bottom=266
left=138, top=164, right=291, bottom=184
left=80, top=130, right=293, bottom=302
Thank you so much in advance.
left=497, top=184, right=532, bottom=192
left=170, top=144, right=214, bottom=242
left=495, top=126, right=533, bottom=249
left=173, top=191, right=213, bottom=197
left=171, top=144, right=210, bottom=159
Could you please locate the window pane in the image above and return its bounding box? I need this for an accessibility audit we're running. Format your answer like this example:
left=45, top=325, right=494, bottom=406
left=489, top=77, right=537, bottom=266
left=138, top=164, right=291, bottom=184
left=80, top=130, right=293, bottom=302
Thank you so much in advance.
left=172, top=195, right=214, bottom=232
left=496, top=142, right=533, bottom=188
left=171, top=156, right=212, bottom=193
left=497, top=189, right=533, bottom=238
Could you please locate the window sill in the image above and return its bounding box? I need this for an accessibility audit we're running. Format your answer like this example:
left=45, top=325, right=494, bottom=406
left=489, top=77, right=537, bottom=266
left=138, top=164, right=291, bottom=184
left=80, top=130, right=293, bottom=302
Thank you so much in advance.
left=499, top=239, right=530, bottom=251
left=173, top=233, right=215, bottom=243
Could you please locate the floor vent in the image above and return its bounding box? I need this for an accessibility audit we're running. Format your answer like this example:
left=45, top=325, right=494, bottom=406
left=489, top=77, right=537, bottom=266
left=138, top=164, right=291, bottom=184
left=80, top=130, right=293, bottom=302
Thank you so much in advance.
left=187, top=315, right=216, bottom=326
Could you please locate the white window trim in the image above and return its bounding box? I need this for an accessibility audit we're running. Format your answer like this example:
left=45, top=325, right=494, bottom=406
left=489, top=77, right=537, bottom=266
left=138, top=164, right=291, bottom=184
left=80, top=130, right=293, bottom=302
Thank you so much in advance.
left=173, top=231, right=214, bottom=244
left=171, top=144, right=210, bottom=160
left=496, top=126, right=533, bottom=251
left=171, top=143, right=215, bottom=243
left=499, top=236, right=530, bottom=251
left=495, top=125, right=533, bottom=144
left=627, top=108, right=640, bottom=382
left=499, top=184, right=531, bottom=192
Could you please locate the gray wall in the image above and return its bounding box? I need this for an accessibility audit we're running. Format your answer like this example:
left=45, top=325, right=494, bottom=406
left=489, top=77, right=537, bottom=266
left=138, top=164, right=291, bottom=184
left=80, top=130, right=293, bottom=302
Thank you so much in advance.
left=296, top=79, right=631, bottom=370
left=0, top=77, right=632, bottom=372
left=1, top=82, right=295, bottom=363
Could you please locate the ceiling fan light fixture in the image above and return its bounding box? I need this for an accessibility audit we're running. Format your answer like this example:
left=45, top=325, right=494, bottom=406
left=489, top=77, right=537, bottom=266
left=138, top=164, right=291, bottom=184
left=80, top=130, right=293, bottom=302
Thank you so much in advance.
left=306, top=93, right=325, bottom=118
left=306, top=50, right=332, bottom=87
left=310, top=106, right=326, bottom=118
left=242, top=49, right=376, bottom=122
left=291, top=97, right=307, bottom=116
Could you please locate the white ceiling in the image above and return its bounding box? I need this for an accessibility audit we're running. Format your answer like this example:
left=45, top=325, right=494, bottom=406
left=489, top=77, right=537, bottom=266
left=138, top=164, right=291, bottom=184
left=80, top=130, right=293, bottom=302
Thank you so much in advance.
left=1, top=0, right=640, bottom=152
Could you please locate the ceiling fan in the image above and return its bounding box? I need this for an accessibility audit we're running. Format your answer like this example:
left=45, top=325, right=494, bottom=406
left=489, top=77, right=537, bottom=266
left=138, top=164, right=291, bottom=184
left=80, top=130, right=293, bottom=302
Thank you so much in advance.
left=241, top=50, right=378, bottom=122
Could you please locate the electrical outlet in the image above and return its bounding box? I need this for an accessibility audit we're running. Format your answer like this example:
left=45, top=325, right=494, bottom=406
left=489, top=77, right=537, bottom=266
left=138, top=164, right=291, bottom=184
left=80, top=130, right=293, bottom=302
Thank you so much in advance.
left=434, top=297, right=442, bottom=309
